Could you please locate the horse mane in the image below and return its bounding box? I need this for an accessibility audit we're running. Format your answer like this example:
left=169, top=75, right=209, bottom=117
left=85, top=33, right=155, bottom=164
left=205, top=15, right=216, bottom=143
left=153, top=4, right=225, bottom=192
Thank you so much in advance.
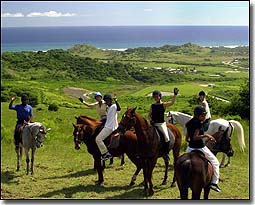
left=79, top=115, right=98, bottom=122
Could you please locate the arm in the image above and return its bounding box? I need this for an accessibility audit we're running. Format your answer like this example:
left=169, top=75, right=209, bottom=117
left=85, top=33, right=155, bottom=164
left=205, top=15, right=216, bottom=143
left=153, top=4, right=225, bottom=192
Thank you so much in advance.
left=163, top=88, right=179, bottom=108
left=9, top=96, right=16, bottom=109
left=115, top=100, right=121, bottom=111
left=148, top=106, right=152, bottom=122
left=193, top=129, right=215, bottom=142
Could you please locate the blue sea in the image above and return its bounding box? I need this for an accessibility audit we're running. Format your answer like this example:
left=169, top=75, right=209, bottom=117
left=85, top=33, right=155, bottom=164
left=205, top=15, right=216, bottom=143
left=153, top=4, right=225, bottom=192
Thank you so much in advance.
left=1, top=26, right=249, bottom=52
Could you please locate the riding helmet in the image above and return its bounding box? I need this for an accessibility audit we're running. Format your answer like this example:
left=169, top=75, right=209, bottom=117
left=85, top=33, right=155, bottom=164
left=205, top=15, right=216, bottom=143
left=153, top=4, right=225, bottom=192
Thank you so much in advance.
left=94, top=92, right=102, bottom=99
left=152, top=90, right=162, bottom=98
left=199, top=91, right=206, bottom=96
left=103, top=94, right=112, bottom=101
left=21, top=94, right=29, bottom=101
left=194, top=105, right=207, bottom=116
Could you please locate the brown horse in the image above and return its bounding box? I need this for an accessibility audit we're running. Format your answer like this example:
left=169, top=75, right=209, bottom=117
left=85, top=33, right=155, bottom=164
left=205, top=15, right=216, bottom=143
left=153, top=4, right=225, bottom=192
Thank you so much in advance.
left=75, top=115, right=125, bottom=166
left=73, top=123, right=142, bottom=185
left=175, top=130, right=233, bottom=199
left=175, top=151, right=213, bottom=199
left=118, top=107, right=182, bottom=196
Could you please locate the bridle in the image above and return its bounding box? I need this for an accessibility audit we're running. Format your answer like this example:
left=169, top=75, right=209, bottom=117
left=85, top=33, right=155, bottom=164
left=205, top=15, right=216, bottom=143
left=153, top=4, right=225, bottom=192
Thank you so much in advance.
left=119, top=112, right=136, bottom=134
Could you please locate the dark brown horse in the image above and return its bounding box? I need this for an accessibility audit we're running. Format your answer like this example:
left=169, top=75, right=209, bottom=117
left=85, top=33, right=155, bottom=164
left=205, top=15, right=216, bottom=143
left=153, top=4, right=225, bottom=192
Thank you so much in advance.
left=175, top=151, right=213, bottom=199
left=175, top=130, right=234, bottom=199
left=75, top=115, right=125, bottom=166
left=118, top=107, right=182, bottom=196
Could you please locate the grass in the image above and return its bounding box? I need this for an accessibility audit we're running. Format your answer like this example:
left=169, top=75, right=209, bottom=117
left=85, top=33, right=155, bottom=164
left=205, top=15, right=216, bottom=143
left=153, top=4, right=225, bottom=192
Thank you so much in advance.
left=1, top=78, right=250, bottom=200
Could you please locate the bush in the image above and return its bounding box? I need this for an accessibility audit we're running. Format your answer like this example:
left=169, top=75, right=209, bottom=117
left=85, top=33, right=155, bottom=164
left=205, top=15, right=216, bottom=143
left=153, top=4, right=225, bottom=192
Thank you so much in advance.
left=48, top=103, right=59, bottom=111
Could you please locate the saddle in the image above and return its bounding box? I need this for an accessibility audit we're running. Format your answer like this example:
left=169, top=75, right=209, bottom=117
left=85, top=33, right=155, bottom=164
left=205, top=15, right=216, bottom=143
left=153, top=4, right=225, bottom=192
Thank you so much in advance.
left=154, top=127, right=175, bottom=153
left=190, top=150, right=213, bottom=172
left=107, top=131, right=120, bottom=149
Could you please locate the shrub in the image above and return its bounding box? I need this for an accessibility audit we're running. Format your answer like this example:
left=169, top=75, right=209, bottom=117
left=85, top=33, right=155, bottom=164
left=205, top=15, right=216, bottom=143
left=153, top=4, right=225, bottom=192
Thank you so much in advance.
left=48, top=103, right=59, bottom=111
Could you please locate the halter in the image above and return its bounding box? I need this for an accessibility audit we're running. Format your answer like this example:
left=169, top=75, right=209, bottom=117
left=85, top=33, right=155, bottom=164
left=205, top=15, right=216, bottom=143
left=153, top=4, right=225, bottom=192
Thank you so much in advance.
left=119, top=112, right=136, bottom=133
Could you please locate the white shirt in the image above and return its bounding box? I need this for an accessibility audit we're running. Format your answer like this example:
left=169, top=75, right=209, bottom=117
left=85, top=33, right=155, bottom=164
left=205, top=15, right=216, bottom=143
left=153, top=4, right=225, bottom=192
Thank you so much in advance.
left=202, top=100, right=211, bottom=120
left=104, top=104, right=119, bottom=131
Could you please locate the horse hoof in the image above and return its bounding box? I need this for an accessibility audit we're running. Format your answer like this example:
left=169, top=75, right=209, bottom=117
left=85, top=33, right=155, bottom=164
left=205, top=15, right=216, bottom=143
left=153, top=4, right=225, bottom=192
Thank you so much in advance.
left=95, top=180, right=103, bottom=185
left=170, top=182, right=176, bottom=188
left=161, top=181, right=167, bottom=185
left=16, top=168, right=20, bottom=171
left=139, top=181, right=145, bottom=186
left=129, top=181, right=135, bottom=187
left=148, top=189, right=154, bottom=196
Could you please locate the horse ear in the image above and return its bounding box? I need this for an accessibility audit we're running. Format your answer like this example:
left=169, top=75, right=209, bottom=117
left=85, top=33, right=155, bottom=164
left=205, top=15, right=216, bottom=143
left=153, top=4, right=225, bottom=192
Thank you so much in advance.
left=75, top=116, right=78, bottom=119
left=72, top=123, right=76, bottom=128
left=133, top=107, right=137, bottom=112
left=47, top=128, right=51, bottom=132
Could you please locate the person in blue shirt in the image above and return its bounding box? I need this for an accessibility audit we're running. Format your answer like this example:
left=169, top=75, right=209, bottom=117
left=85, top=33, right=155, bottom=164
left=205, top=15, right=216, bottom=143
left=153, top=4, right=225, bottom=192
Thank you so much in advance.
left=9, top=94, right=33, bottom=149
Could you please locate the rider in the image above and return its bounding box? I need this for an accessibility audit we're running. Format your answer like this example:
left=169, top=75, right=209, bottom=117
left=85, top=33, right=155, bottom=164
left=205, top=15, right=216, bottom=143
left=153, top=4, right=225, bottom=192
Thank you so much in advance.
left=148, top=88, right=179, bottom=155
left=9, top=94, right=33, bottom=149
left=79, top=92, right=107, bottom=122
left=186, top=105, right=221, bottom=192
left=95, top=94, right=121, bottom=161
left=199, top=91, right=211, bottom=131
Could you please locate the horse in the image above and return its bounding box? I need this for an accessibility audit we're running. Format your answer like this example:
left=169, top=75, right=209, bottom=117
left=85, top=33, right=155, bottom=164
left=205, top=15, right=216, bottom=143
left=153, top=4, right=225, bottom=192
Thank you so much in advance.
left=167, top=111, right=245, bottom=167
left=175, top=129, right=233, bottom=199
left=75, top=115, right=125, bottom=166
left=73, top=115, right=174, bottom=187
left=73, top=123, right=143, bottom=186
left=118, top=107, right=182, bottom=196
left=18, top=122, right=50, bottom=175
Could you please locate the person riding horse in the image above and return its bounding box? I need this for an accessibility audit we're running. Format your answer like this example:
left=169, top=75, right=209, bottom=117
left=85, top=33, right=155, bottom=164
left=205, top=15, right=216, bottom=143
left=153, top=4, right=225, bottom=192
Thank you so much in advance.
left=79, top=91, right=107, bottom=123
left=186, top=105, right=221, bottom=192
left=95, top=94, right=121, bottom=161
left=9, top=94, right=33, bottom=149
left=148, top=88, right=179, bottom=158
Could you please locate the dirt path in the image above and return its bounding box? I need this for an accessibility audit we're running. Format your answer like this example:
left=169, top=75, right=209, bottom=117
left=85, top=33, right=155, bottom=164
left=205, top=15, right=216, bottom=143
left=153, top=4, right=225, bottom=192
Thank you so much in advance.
left=63, top=87, right=93, bottom=99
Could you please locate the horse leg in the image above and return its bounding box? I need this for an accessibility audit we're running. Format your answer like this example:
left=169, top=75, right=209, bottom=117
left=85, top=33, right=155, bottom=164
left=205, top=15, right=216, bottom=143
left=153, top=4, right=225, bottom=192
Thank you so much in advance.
left=191, top=187, right=202, bottom=200
left=109, top=157, right=113, bottom=165
left=162, top=155, right=169, bottom=185
left=219, top=153, right=226, bottom=168
left=204, top=186, right=210, bottom=199
left=225, top=156, right=231, bottom=167
left=95, top=158, right=104, bottom=185
left=31, top=148, right=35, bottom=175
left=170, top=145, right=181, bottom=187
left=148, top=165, right=155, bottom=196
left=142, top=166, right=149, bottom=195
left=25, top=149, right=29, bottom=175
left=129, top=167, right=141, bottom=186
left=15, top=145, right=21, bottom=171
left=180, top=185, right=189, bottom=199
left=121, top=154, right=125, bottom=166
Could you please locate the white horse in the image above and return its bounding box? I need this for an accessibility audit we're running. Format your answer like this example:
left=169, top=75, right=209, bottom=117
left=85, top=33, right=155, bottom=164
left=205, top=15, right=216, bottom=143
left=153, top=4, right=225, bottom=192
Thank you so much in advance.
left=167, top=111, right=245, bottom=167
left=17, top=122, right=50, bottom=175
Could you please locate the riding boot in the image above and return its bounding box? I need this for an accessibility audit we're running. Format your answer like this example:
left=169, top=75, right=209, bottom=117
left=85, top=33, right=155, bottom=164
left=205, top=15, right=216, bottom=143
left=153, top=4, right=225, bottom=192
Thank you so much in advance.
left=164, top=141, right=170, bottom=155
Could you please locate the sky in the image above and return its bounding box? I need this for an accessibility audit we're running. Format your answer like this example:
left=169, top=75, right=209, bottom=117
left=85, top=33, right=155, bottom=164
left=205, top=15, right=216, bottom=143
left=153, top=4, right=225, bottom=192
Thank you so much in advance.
left=1, top=1, right=250, bottom=27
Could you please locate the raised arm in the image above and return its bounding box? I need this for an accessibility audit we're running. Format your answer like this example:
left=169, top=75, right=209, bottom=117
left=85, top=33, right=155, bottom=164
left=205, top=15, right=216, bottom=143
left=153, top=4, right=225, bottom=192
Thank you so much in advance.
left=78, top=97, right=96, bottom=108
left=9, top=96, right=16, bottom=109
left=113, top=95, right=121, bottom=111
left=163, top=88, right=179, bottom=108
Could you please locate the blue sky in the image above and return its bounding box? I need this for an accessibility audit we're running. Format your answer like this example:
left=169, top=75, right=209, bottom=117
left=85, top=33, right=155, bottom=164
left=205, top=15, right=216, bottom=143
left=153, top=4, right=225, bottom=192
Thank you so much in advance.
left=1, top=1, right=249, bottom=27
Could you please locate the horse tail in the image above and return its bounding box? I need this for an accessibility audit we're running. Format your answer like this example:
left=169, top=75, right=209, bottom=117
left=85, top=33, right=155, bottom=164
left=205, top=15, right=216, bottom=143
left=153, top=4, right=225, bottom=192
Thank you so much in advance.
left=229, top=120, right=245, bottom=152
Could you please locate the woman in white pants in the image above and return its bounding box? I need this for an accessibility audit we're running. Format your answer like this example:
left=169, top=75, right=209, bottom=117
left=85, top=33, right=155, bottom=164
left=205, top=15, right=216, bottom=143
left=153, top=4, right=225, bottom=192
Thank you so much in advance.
left=185, top=105, right=221, bottom=192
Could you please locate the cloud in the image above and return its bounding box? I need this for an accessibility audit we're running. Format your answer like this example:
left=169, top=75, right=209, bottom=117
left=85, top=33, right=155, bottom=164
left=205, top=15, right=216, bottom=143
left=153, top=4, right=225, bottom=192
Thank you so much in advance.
left=144, top=9, right=153, bottom=12
left=2, top=13, right=24, bottom=17
left=26, top=11, right=77, bottom=17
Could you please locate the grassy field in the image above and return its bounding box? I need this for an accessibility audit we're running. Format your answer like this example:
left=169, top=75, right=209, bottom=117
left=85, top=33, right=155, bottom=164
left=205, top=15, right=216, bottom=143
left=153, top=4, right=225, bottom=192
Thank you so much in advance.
left=1, top=78, right=250, bottom=200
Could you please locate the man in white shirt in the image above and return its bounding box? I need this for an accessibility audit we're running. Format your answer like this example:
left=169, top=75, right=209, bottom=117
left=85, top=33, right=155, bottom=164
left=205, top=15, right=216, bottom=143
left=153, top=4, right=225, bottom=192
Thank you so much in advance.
left=95, top=94, right=121, bottom=161
left=79, top=92, right=107, bottom=121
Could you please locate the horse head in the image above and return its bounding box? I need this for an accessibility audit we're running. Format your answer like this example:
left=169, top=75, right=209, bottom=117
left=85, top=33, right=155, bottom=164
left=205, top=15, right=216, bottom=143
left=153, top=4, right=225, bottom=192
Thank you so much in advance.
left=118, top=107, right=137, bottom=134
left=210, top=127, right=234, bottom=157
left=73, top=124, right=86, bottom=150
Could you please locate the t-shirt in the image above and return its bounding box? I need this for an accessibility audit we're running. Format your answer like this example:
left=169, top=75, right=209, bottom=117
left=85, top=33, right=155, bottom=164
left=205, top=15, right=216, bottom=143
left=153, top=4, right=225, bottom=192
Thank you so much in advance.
left=104, top=104, right=119, bottom=131
left=89, top=100, right=107, bottom=119
left=186, top=117, right=205, bottom=148
left=201, top=100, right=211, bottom=120
left=11, top=104, right=33, bottom=123
left=151, top=103, right=165, bottom=123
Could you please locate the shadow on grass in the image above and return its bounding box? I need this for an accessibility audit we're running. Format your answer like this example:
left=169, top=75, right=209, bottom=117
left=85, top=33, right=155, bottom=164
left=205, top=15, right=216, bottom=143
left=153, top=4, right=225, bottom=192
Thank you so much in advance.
left=38, top=184, right=139, bottom=199
left=1, top=171, right=19, bottom=185
left=44, top=168, right=96, bottom=180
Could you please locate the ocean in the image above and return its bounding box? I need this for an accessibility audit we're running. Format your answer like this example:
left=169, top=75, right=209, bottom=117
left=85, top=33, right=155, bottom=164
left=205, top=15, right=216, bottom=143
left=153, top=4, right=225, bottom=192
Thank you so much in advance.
left=1, top=26, right=249, bottom=52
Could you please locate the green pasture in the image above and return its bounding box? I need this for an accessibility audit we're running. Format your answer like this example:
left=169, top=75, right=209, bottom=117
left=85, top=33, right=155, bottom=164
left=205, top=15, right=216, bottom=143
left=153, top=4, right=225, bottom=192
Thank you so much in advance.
left=1, top=78, right=250, bottom=199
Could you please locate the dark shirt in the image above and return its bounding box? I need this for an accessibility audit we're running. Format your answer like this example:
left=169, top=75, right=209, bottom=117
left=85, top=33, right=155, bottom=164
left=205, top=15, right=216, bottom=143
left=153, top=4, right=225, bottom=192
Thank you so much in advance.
left=151, top=103, right=165, bottom=123
left=186, top=117, right=205, bottom=148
